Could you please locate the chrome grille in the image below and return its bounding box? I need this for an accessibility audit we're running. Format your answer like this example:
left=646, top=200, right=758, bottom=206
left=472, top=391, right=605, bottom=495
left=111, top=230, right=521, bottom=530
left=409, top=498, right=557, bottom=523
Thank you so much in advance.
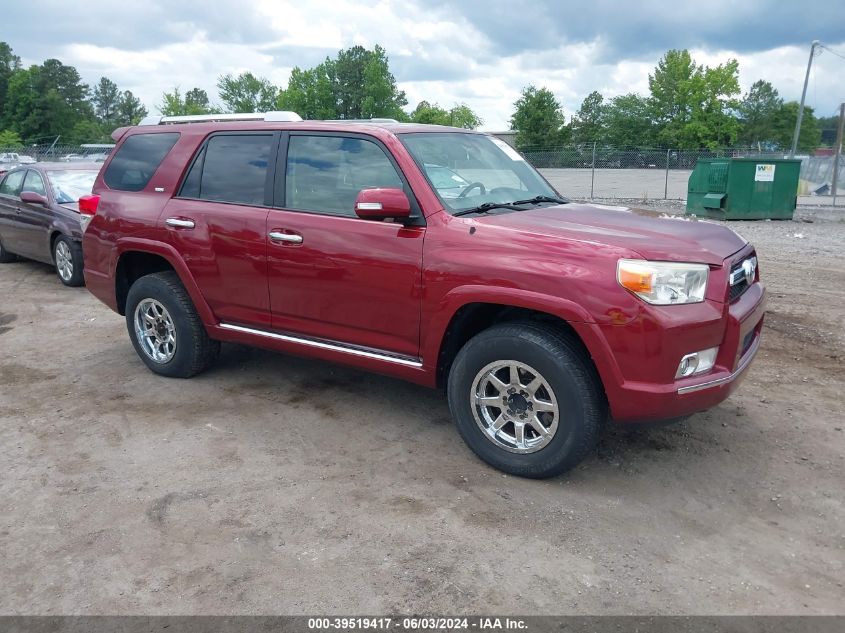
left=728, top=255, right=757, bottom=302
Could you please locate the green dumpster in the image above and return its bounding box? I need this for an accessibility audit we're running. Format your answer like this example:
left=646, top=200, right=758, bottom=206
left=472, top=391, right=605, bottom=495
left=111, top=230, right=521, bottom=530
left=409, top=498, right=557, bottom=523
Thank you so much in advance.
left=686, top=157, right=801, bottom=220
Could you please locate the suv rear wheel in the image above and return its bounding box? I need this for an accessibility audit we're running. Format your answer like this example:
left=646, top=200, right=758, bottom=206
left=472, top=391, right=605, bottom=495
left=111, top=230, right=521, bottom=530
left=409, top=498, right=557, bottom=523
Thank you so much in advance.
left=447, top=321, right=606, bottom=478
left=125, top=271, right=220, bottom=378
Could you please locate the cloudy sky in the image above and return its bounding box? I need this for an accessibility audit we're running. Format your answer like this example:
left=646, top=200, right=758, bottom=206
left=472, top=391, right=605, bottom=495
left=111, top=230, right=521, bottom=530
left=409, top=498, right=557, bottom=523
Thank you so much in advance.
left=5, top=0, right=845, bottom=129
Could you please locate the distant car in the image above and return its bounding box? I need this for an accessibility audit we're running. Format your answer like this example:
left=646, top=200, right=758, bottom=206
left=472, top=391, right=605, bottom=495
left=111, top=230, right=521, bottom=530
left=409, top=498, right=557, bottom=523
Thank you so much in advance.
left=0, top=163, right=100, bottom=286
left=60, top=153, right=85, bottom=162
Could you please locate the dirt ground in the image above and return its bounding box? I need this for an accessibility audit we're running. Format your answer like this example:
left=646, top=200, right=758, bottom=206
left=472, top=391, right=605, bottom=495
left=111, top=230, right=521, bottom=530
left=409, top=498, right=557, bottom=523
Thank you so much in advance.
left=0, top=206, right=843, bottom=615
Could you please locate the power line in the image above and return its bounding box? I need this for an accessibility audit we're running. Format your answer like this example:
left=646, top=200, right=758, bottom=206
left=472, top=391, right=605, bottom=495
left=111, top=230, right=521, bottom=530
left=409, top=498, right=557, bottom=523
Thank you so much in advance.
left=819, top=44, right=845, bottom=60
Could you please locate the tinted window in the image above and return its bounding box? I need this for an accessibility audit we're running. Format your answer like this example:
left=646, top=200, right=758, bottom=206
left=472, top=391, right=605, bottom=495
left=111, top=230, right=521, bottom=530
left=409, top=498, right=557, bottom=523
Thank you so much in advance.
left=182, top=134, right=273, bottom=206
left=0, top=170, right=25, bottom=197
left=104, top=132, right=179, bottom=192
left=285, top=135, right=402, bottom=216
left=23, top=170, right=46, bottom=196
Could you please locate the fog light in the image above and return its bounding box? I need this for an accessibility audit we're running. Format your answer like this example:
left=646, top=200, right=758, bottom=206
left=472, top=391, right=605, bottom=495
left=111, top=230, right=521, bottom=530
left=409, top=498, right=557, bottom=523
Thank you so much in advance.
left=676, top=347, right=718, bottom=379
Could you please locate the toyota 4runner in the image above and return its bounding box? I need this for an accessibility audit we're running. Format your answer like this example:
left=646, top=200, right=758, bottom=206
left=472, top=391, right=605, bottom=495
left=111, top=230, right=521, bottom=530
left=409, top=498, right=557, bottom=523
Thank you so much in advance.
left=81, top=111, right=766, bottom=478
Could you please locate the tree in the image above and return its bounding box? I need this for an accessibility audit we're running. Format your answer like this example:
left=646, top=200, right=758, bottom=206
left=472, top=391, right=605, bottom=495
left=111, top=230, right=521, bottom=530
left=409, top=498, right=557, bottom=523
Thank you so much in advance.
left=92, top=76, right=120, bottom=125
left=3, top=60, right=92, bottom=142
left=278, top=45, right=407, bottom=120
left=603, top=93, right=656, bottom=147
left=0, top=129, right=23, bottom=148
left=509, top=86, right=567, bottom=149
left=116, top=90, right=147, bottom=126
left=447, top=104, right=483, bottom=129
left=159, top=87, right=219, bottom=116
left=356, top=45, right=407, bottom=119
left=817, top=114, right=840, bottom=147
left=771, top=102, right=821, bottom=152
left=217, top=72, right=278, bottom=113
left=409, top=101, right=482, bottom=128
left=277, top=65, right=337, bottom=120
left=0, top=42, right=22, bottom=129
left=570, top=91, right=607, bottom=144
left=648, top=49, right=740, bottom=148
left=737, top=80, right=782, bottom=147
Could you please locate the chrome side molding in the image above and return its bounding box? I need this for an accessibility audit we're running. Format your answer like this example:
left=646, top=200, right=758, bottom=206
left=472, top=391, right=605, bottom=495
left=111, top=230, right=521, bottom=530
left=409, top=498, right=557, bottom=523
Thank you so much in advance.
left=218, top=323, right=423, bottom=368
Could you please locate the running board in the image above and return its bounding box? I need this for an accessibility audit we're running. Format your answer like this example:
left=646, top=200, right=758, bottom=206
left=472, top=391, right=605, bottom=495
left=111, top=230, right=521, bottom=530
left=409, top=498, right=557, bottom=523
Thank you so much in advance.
left=218, top=323, right=423, bottom=368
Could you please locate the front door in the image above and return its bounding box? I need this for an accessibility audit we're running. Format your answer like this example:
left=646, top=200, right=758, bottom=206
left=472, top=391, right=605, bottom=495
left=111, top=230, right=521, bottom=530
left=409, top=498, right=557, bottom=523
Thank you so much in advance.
left=266, top=133, right=424, bottom=359
left=15, top=170, right=53, bottom=261
left=0, top=169, right=27, bottom=255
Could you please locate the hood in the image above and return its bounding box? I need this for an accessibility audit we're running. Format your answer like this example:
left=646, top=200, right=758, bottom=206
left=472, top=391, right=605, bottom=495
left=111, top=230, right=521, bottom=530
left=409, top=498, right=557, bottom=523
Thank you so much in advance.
left=474, top=202, right=747, bottom=265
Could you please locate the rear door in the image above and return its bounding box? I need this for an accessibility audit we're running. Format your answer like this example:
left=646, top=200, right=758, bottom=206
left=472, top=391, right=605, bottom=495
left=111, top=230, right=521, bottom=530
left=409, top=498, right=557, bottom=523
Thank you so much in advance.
left=162, top=131, right=278, bottom=328
left=265, top=132, right=424, bottom=358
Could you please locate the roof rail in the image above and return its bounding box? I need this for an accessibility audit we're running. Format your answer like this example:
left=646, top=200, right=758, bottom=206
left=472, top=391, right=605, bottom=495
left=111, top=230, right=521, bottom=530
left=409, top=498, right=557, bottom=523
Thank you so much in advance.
left=321, top=118, right=400, bottom=124
left=137, top=111, right=303, bottom=126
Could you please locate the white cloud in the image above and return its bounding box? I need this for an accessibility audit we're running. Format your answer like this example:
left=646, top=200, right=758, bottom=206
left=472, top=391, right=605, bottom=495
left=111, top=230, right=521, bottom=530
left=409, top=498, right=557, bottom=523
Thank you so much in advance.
left=8, top=0, right=844, bottom=129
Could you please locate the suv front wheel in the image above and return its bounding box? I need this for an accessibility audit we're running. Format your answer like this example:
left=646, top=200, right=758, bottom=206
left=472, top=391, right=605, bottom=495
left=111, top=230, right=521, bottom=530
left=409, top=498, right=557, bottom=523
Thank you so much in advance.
left=447, top=321, right=606, bottom=478
left=125, top=271, right=220, bottom=378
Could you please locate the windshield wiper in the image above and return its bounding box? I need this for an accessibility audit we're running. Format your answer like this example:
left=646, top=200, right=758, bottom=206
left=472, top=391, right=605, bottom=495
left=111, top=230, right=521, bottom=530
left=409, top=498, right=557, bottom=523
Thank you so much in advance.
left=452, top=202, right=524, bottom=217
left=452, top=195, right=569, bottom=217
left=510, top=195, right=569, bottom=206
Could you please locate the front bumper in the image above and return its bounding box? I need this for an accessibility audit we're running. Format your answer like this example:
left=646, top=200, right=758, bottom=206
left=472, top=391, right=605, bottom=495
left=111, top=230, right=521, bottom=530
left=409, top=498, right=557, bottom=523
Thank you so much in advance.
left=600, top=280, right=767, bottom=423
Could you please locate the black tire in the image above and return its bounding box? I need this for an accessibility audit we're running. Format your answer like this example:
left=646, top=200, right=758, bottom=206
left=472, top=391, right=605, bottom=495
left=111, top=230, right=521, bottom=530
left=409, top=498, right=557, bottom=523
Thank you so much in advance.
left=0, top=237, right=16, bottom=263
left=447, top=321, right=606, bottom=478
left=53, top=235, right=85, bottom=286
left=125, top=271, right=220, bottom=378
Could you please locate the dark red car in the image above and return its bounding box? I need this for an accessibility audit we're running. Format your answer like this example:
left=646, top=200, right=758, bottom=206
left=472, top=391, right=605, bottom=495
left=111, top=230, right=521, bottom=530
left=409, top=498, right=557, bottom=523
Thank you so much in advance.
left=0, top=162, right=100, bottom=286
left=81, top=113, right=766, bottom=478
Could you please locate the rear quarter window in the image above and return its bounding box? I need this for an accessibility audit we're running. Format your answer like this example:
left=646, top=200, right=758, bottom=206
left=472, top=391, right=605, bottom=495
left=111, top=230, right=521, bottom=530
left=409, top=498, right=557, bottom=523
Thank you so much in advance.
left=104, top=132, right=180, bottom=192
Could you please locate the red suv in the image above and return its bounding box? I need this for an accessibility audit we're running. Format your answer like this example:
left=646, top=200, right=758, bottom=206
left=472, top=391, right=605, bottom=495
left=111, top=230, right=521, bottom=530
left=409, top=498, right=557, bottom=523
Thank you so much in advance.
left=82, top=112, right=766, bottom=478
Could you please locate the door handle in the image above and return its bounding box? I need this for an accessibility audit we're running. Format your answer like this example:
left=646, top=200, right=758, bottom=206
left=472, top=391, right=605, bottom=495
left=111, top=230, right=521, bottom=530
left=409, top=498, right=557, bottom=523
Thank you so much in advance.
left=165, top=217, right=195, bottom=229
left=269, top=231, right=303, bottom=244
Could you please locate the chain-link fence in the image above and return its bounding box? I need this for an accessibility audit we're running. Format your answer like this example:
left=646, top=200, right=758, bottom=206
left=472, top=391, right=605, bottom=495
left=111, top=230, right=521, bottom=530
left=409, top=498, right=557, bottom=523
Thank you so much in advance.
left=0, top=144, right=112, bottom=168
left=519, top=143, right=845, bottom=206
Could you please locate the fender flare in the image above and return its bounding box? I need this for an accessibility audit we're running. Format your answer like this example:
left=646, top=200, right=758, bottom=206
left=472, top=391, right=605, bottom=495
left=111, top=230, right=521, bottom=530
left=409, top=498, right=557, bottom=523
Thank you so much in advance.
left=113, top=238, right=217, bottom=326
left=421, top=284, right=625, bottom=395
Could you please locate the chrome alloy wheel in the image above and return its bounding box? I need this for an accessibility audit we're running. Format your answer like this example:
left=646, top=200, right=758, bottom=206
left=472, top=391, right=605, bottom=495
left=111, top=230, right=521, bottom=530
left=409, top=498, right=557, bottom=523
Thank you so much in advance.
left=55, top=240, right=73, bottom=282
left=470, top=360, right=560, bottom=454
left=134, top=299, right=177, bottom=364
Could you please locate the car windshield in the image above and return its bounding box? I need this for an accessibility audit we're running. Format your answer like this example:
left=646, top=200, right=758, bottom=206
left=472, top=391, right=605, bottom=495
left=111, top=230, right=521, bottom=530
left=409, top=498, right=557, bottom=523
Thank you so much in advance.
left=48, top=170, right=98, bottom=204
left=402, top=132, right=560, bottom=213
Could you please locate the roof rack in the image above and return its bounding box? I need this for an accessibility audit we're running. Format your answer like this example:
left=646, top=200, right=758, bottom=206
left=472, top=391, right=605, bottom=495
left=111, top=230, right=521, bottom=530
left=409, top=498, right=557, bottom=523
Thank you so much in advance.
left=322, top=118, right=399, bottom=124
left=137, top=111, right=303, bottom=126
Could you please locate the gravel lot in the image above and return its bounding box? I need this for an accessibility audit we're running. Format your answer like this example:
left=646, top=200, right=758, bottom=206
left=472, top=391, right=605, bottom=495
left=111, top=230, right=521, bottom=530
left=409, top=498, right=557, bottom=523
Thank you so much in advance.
left=1, top=205, right=843, bottom=615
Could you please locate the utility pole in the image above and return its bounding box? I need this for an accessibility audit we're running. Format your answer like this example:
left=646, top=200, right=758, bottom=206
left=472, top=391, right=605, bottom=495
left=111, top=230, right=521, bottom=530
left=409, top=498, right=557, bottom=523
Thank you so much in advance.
left=832, top=103, right=844, bottom=205
left=790, top=40, right=820, bottom=158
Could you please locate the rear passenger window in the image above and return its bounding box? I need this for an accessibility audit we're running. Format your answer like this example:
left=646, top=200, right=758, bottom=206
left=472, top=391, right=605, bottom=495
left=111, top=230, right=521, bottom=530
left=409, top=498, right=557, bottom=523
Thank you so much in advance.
left=104, top=132, right=180, bottom=192
left=180, top=134, right=272, bottom=206
left=0, top=170, right=25, bottom=197
left=285, top=135, right=402, bottom=216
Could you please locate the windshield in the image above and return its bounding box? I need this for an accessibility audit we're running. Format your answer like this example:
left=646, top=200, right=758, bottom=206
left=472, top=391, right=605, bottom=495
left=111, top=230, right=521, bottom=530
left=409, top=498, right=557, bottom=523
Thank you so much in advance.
left=402, top=133, right=560, bottom=213
left=47, top=170, right=98, bottom=204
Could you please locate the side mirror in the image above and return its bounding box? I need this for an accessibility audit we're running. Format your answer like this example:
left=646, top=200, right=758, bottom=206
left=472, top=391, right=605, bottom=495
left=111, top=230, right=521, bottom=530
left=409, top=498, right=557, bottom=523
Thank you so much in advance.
left=20, top=190, right=47, bottom=205
left=354, top=188, right=411, bottom=220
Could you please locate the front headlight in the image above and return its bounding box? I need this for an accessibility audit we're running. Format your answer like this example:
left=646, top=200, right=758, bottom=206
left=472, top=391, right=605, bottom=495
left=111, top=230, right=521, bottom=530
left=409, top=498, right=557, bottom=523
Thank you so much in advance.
left=617, top=259, right=709, bottom=305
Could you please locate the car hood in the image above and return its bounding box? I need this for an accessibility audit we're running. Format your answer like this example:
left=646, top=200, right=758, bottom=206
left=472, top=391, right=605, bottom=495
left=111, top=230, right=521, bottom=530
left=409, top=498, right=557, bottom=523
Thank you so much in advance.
left=473, top=202, right=747, bottom=265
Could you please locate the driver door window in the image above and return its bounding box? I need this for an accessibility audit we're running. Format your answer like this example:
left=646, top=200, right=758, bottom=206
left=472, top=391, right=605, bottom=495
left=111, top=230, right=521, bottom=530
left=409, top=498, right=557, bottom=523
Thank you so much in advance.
left=0, top=170, right=25, bottom=198
left=285, top=135, right=402, bottom=216
left=23, top=170, right=46, bottom=197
